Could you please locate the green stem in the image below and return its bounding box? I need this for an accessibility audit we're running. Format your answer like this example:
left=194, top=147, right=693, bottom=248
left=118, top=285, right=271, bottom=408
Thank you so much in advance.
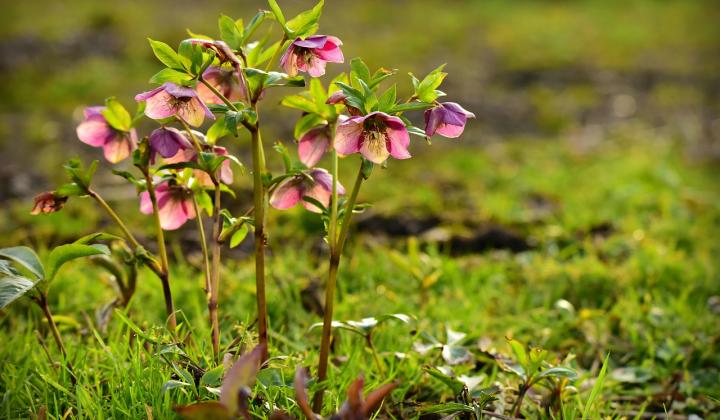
left=366, top=334, right=385, bottom=376
left=88, top=189, right=141, bottom=250
left=143, top=173, right=176, bottom=330
left=177, top=117, right=204, bottom=151
left=200, top=78, right=240, bottom=110
left=192, top=197, right=211, bottom=298
left=313, top=160, right=365, bottom=413
left=209, top=184, right=222, bottom=361
left=36, top=292, right=76, bottom=385
left=251, top=122, right=269, bottom=363
left=264, top=35, right=287, bottom=72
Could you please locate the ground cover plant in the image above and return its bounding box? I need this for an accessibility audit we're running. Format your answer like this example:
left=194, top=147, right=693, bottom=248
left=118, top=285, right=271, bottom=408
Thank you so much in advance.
left=1, top=0, right=719, bottom=419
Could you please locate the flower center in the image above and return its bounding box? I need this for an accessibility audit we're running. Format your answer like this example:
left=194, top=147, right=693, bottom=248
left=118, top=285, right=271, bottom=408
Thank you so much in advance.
left=363, top=129, right=388, bottom=155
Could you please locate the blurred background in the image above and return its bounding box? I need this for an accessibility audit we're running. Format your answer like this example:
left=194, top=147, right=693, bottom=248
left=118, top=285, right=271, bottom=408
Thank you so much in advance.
left=0, top=0, right=718, bottom=246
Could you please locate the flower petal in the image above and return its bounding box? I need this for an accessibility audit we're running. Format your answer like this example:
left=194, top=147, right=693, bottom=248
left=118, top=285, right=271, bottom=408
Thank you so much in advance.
left=436, top=123, right=466, bottom=138
left=314, top=39, right=344, bottom=63
left=269, top=177, right=303, bottom=210
left=158, top=197, right=193, bottom=230
left=359, top=136, right=390, bottom=164
left=294, top=35, right=327, bottom=49
left=177, top=98, right=212, bottom=127
left=306, top=56, right=327, bottom=77
left=280, top=45, right=298, bottom=76
left=143, top=90, right=178, bottom=120
left=102, top=135, right=134, bottom=163
left=302, top=183, right=331, bottom=213
left=298, top=126, right=330, bottom=167
left=334, top=117, right=364, bottom=156
left=76, top=118, right=112, bottom=147
left=386, top=125, right=411, bottom=160
left=150, top=127, right=186, bottom=159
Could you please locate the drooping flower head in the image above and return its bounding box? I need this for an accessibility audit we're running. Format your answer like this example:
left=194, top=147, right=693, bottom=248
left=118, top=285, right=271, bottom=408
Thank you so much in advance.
left=139, top=180, right=196, bottom=230
left=148, top=127, right=193, bottom=164
left=335, top=111, right=411, bottom=164
left=280, top=35, right=344, bottom=78
left=76, top=107, right=138, bottom=163
left=31, top=191, right=68, bottom=215
left=161, top=131, right=234, bottom=187
left=298, top=125, right=331, bottom=167
left=424, top=102, right=475, bottom=138
left=135, top=83, right=214, bottom=127
left=270, top=168, right=345, bottom=213
left=196, top=66, right=246, bottom=105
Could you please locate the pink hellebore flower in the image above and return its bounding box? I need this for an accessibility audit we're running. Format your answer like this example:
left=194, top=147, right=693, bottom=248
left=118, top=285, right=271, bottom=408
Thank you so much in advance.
left=424, top=102, right=476, bottom=138
left=280, top=35, right=344, bottom=78
left=335, top=111, right=411, bottom=164
left=298, top=125, right=331, bottom=167
left=31, top=191, right=67, bottom=215
left=139, top=180, right=196, bottom=230
left=76, top=107, right=138, bottom=163
left=270, top=169, right=345, bottom=213
left=148, top=127, right=193, bottom=163
left=134, top=82, right=214, bottom=127
left=196, top=66, right=246, bottom=105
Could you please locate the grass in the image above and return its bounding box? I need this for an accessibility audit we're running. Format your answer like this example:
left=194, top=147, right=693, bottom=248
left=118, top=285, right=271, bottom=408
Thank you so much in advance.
left=1, top=128, right=719, bottom=418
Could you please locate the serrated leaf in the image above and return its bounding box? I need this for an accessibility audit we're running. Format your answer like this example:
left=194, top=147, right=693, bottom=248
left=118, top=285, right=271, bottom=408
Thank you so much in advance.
left=46, top=244, right=109, bottom=281
left=0, top=276, right=36, bottom=309
left=0, top=247, right=44, bottom=279
left=350, top=58, right=371, bottom=84
left=218, top=15, right=243, bottom=50
left=148, top=38, right=184, bottom=70
left=286, top=0, right=324, bottom=37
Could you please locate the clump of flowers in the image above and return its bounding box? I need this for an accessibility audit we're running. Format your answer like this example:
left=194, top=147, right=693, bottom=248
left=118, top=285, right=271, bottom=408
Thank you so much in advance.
left=21, top=0, right=473, bottom=417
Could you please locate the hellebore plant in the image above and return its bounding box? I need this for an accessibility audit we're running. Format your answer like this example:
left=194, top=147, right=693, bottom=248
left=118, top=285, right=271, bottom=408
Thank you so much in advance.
left=29, top=0, right=473, bottom=415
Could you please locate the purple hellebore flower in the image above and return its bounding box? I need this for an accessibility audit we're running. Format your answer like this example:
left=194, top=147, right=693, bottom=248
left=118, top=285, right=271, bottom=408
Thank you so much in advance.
left=76, top=106, right=138, bottom=163
left=280, top=35, right=344, bottom=78
left=334, top=111, right=411, bottom=164
left=134, top=82, right=214, bottom=127
left=298, top=125, right=331, bottom=167
left=196, top=66, right=246, bottom=105
left=149, top=127, right=193, bottom=163
left=139, top=180, right=196, bottom=230
left=424, top=102, right=476, bottom=138
left=270, top=168, right=345, bottom=213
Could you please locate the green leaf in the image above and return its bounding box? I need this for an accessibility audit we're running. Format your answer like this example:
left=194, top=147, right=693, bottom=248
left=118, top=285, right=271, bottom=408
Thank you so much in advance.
left=294, top=113, right=324, bottom=140
left=267, top=0, right=286, bottom=26
left=148, top=38, right=184, bottom=70
left=415, top=64, right=447, bottom=103
left=378, top=84, right=397, bottom=112
left=56, top=183, right=86, bottom=197
left=0, top=276, right=37, bottom=309
left=242, top=11, right=272, bottom=44
left=46, top=243, right=110, bottom=281
left=230, top=224, right=249, bottom=248
left=200, top=365, right=225, bottom=388
left=420, top=402, right=474, bottom=415
left=162, top=380, right=191, bottom=394
left=206, top=116, right=232, bottom=144
left=508, top=338, right=529, bottom=367
left=114, top=309, right=159, bottom=344
left=286, top=0, right=324, bottom=37
left=536, top=366, right=578, bottom=381
left=0, top=247, right=44, bottom=279
left=424, top=366, right=465, bottom=395
left=582, top=354, right=609, bottom=420
left=149, top=68, right=193, bottom=85
left=218, top=15, right=243, bottom=50
left=388, top=102, right=434, bottom=114
left=350, top=58, right=371, bottom=84
left=101, top=97, right=132, bottom=131
left=281, top=93, right=318, bottom=114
